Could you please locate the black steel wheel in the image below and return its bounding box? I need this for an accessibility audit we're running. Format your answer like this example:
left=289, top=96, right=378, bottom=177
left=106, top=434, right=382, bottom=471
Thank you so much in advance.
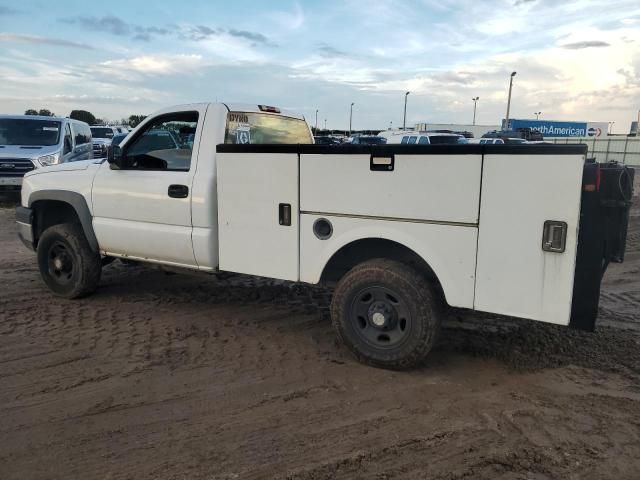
left=37, top=223, right=101, bottom=298
left=331, top=258, right=443, bottom=369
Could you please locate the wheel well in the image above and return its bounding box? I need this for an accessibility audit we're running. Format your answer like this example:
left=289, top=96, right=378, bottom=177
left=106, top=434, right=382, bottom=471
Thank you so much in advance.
left=32, top=200, right=81, bottom=247
left=320, top=238, right=444, bottom=297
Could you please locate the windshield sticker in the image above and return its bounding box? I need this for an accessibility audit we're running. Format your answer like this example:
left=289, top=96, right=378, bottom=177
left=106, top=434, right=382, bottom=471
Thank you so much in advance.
left=229, top=113, right=249, bottom=124
left=236, top=127, right=251, bottom=144
left=42, top=127, right=59, bottom=131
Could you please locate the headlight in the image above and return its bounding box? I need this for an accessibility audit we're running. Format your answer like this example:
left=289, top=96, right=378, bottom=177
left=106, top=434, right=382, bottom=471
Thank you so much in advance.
left=36, top=152, right=61, bottom=167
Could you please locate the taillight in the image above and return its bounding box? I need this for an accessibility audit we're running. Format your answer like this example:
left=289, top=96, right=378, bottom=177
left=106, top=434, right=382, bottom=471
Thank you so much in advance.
left=584, top=163, right=600, bottom=192
left=258, top=105, right=281, bottom=113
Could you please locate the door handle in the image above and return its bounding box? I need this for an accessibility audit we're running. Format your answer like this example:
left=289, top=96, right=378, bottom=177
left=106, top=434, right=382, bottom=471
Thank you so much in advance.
left=279, top=203, right=291, bottom=226
left=168, top=184, right=189, bottom=198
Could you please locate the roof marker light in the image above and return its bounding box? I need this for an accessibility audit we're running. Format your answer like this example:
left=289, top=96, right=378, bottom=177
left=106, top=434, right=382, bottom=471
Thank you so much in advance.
left=258, top=105, right=281, bottom=113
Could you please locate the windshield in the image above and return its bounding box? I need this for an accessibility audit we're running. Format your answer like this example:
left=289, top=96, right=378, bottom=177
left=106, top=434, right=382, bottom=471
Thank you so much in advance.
left=225, top=112, right=312, bottom=144
left=0, top=118, right=62, bottom=146
left=90, top=127, right=114, bottom=139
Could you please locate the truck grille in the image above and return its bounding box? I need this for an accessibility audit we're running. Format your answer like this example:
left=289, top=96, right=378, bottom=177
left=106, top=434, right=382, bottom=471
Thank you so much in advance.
left=0, top=158, right=35, bottom=177
left=93, top=143, right=107, bottom=157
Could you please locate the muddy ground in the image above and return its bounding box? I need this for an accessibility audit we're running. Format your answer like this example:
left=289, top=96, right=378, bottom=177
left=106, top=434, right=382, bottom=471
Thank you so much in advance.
left=1, top=178, right=639, bottom=480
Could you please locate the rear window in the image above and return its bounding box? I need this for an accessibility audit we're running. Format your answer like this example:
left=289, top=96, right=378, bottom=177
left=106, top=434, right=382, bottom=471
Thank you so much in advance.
left=224, top=112, right=312, bottom=144
left=0, top=118, right=61, bottom=146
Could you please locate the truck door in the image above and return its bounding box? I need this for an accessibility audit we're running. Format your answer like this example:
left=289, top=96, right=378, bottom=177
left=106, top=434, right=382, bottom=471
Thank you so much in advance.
left=216, top=151, right=299, bottom=281
left=91, top=108, right=205, bottom=267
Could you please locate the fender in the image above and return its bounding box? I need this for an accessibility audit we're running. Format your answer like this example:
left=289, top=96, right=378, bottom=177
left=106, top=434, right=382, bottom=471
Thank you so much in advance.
left=28, top=190, right=99, bottom=252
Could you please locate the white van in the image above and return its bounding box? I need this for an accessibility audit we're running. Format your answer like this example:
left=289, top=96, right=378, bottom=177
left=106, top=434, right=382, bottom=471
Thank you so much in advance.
left=0, top=115, right=92, bottom=190
left=383, top=131, right=467, bottom=145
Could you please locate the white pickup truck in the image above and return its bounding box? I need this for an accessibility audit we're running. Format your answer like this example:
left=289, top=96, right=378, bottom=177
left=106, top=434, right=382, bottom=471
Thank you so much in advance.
left=16, top=102, right=635, bottom=369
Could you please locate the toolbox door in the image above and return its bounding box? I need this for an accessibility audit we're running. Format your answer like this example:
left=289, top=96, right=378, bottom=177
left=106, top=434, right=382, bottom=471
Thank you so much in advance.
left=217, top=152, right=299, bottom=281
left=474, top=153, right=585, bottom=325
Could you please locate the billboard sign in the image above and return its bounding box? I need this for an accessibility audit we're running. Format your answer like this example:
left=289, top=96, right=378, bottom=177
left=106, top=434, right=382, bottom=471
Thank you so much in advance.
left=505, top=119, right=607, bottom=137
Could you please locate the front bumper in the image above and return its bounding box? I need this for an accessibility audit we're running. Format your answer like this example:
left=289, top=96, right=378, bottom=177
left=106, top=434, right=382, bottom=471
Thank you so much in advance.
left=0, top=176, right=23, bottom=190
left=16, top=206, right=35, bottom=251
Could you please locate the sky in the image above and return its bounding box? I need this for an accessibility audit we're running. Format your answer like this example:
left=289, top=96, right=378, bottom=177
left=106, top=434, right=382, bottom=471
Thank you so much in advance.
left=0, top=0, right=639, bottom=132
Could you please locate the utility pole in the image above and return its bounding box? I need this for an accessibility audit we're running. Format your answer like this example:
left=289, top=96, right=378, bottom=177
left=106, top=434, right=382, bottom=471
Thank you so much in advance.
left=315, top=109, right=318, bottom=133
left=349, top=102, right=354, bottom=135
left=324, top=118, right=327, bottom=130
left=472, top=97, right=479, bottom=125
left=403, top=91, right=410, bottom=130
left=505, top=71, right=517, bottom=129
left=534, top=111, right=541, bottom=120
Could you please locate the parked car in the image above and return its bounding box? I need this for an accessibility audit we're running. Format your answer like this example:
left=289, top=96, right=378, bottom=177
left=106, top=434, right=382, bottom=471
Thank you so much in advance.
left=90, top=126, right=121, bottom=159
left=468, top=138, right=505, bottom=145
left=314, top=136, right=341, bottom=145
left=384, top=132, right=467, bottom=145
left=350, top=135, right=387, bottom=145
left=483, top=128, right=542, bottom=142
left=0, top=115, right=92, bottom=190
left=111, top=133, right=128, bottom=146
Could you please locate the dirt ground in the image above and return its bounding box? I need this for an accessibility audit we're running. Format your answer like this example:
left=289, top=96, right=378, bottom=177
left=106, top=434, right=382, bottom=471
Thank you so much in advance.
left=1, top=178, right=639, bottom=480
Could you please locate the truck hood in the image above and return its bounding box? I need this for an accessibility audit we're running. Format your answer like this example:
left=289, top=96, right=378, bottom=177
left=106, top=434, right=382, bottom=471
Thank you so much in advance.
left=0, top=144, right=60, bottom=159
left=25, top=159, right=100, bottom=177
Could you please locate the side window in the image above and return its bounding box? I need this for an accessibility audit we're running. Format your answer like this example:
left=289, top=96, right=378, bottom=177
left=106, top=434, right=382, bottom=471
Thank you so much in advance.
left=418, top=136, right=429, bottom=144
left=124, top=111, right=198, bottom=172
left=407, top=136, right=417, bottom=144
left=400, top=136, right=409, bottom=144
left=63, top=123, right=73, bottom=154
left=72, top=123, right=88, bottom=146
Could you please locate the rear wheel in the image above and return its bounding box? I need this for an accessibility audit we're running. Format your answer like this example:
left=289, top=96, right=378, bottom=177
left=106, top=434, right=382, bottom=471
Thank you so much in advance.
left=37, top=223, right=102, bottom=298
left=331, top=258, right=443, bottom=369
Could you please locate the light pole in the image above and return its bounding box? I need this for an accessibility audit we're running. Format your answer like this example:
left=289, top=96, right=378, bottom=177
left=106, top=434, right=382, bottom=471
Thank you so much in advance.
left=403, top=91, right=410, bottom=130
left=349, top=102, right=354, bottom=135
left=315, top=109, right=318, bottom=132
left=505, top=71, right=516, bottom=129
left=534, top=111, right=541, bottom=120
left=324, top=118, right=327, bottom=130
left=472, top=96, right=479, bottom=125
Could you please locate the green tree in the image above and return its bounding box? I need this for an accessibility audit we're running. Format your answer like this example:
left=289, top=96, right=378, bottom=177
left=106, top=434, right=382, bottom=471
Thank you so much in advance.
left=69, top=110, right=96, bottom=125
left=38, top=109, right=54, bottom=116
left=24, top=109, right=38, bottom=115
left=128, top=115, right=147, bottom=128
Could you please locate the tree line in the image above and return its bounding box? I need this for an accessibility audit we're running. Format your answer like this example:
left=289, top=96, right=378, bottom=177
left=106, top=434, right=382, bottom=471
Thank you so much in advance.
left=24, top=109, right=147, bottom=128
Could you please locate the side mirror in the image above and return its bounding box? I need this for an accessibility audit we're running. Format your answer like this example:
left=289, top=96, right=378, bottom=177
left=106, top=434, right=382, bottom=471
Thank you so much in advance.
left=107, top=145, right=124, bottom=169
left=64, top=137, right=72, bottom=155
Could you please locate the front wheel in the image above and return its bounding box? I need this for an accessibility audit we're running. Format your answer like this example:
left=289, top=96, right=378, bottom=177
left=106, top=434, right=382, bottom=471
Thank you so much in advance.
left=331, top=259, right=443, bottom=369
left=37, top=223, right=102, bottom=299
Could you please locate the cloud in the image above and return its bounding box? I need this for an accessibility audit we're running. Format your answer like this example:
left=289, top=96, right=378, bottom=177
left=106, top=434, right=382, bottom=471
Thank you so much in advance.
left=317, top=43, right=349, bottom=58
left=94, top=54, right=208, bottom=79
left=228, top=29, right=270, bottom=44
left=0, top=6, right=22, bottom=15
left=61, top=15, right=169, bottom=41
left=46, top=94, right=151, bottom=105
left=0, top=33, right=93, bottom=49
left=177, top=24, right=273, bottom=46
left=514, top=0, right=535, bottom=5
left=561, top=40, right=611, bottom=49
